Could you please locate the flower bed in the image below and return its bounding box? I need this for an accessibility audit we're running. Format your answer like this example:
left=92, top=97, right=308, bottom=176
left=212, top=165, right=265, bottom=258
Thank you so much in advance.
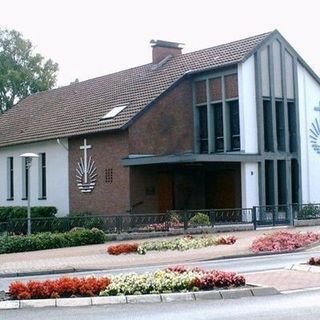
left=9, top=276, right=111, bottom=300
left=107, top=235, right=237, bottom=255
left=100, top=266, right=245, bottom=296
left=308, top=257, right=320, bottom=265
left=8, top=266, right=245, bottom=300
left=251, top=231, right=320, bottom=253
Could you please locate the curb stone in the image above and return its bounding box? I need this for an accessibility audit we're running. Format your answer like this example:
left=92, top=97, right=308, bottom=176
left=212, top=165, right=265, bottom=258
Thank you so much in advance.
left=0, top=286, right=279, bottom=309
left=289, top=264, right=320, bottom=273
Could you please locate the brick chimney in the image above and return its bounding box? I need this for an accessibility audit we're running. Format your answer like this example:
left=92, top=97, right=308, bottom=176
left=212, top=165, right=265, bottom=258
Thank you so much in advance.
left=150, top=40, right=184, bottom=64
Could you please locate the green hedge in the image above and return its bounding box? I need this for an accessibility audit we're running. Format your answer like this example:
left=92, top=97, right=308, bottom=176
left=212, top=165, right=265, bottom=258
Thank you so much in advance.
left=0, top=228, right=106, bottom=253
left=0, top=206, right=57, bottom=222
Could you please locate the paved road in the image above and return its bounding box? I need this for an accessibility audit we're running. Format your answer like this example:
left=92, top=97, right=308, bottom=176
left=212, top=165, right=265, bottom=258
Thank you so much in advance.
left=1, top=249, right=318, bottom=291
left=2, top=289, right=320, bottom=320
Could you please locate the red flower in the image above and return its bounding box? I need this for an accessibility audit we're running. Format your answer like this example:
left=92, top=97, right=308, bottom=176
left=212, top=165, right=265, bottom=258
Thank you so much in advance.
left=107, top=243, right=138, bottom=255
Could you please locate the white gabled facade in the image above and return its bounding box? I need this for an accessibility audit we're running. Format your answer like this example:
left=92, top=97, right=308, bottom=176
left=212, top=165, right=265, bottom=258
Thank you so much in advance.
left=0, top=139, right=69, bottom=216
left=238, top=55, right=260, bottom=210
left=297, top=63, right=320, bottom=204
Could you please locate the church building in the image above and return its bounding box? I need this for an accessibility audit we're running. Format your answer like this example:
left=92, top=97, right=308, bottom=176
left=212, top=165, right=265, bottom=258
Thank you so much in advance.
left=0, top=30, right=319, bottom=216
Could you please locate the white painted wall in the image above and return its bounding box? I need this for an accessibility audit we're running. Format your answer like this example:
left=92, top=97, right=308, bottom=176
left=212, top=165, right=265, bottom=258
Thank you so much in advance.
left=0, top=139, right=69, bottom=216
left=238, top=55, right=258, bottom=153
left=297, top=63, right=320, bottom=203
left=241, top=162, right=259, bottom=220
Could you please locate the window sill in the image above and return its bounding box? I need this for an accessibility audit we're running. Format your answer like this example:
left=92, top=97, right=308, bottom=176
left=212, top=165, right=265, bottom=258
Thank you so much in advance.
left=6, top=198, right=14, bottom=201
left=22, top=198, right=27, bottom=201
left=38, top=197, right=47, bottom=200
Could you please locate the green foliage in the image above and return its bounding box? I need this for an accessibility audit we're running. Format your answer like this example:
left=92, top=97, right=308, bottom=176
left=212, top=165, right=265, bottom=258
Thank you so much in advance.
left=298, top=204, right=320, bottom=220
left=0, top=228, right=106, bottom=253
left=189, top=212, right=211, bottom=226
left=67, top=212, right=104, bottom=229
left=0, top=206, right=57, bottom=222
left=0, top=29, right=58, bottom=112
left=166, top=211, right=181, bottom=223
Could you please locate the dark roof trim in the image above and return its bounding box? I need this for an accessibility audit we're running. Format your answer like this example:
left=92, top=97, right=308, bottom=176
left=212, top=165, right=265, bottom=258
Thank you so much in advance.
left=242, top=29, right=320, bottom=85
left=122, top=153, right=261, bottom=166
left=121, top=62, right=239, bottom=130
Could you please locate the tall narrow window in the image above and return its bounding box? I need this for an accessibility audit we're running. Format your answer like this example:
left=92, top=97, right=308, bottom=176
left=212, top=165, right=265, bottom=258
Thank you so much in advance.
left=39, top=153, right=47, bottom=199
left=22, top=158, right=29, bottom=199
left=277, top=160, right=287, bottom=205
left=263, top=100, right=273, bottom=152
left=228, top=100, right=240, bottom=151
left=7, top=157, right=14, bottom=200
left=288, top=102, right=297, bottom=153
left=291, top=159, right=299, bottom=204
left=265, top=160, right=274, bottom=206
left=214, top=103, right=224, bottom=152
left=198, top=106, right=208, bottom=153
left=276, top=100, right=285, bottom=151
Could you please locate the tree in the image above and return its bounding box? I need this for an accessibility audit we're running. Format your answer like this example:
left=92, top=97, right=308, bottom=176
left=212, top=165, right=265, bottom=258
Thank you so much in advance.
left=0, top=29, right=58, bottom=113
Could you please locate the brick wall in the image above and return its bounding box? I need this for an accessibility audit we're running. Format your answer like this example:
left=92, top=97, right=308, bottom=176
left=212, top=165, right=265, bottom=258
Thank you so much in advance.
left=69, top=131, right=130, bottom=215
left=129, top=79, right=194, bottom=155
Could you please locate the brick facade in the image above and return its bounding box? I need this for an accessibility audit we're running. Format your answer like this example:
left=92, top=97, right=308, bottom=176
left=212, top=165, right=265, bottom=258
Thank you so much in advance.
left=129, top=79, right=194, bottom=155
left=69, top=131, right=130, bottom=215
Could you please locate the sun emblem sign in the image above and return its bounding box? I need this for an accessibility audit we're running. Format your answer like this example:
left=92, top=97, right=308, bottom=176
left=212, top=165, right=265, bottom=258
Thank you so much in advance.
left=76, top=139, right=97, bottom=193
left=310, top=102, right=320, bottom=154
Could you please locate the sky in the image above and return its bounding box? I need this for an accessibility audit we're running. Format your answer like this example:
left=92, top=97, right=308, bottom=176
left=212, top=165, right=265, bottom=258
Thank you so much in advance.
left=1, top=0, right=319, bottom=87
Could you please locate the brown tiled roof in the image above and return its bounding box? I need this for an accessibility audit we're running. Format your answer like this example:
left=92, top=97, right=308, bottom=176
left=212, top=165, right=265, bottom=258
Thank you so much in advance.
left=0, top=31, right=272, bottom=147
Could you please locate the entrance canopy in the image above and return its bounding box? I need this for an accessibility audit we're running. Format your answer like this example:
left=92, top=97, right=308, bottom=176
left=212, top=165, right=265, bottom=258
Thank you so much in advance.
left=122, top=153, right=260, bottom=167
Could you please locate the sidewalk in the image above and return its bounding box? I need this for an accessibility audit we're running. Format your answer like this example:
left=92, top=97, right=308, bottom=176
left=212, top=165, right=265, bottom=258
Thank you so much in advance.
left=1, top=226, right=320, bottom=277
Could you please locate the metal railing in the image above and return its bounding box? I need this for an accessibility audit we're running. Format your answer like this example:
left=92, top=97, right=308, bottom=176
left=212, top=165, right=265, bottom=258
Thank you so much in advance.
left=2, top=203, right=320, bottom=235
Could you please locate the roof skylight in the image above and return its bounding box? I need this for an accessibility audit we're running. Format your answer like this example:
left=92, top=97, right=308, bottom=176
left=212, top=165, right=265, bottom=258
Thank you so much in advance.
left=100, top=105, right=127, bottom=121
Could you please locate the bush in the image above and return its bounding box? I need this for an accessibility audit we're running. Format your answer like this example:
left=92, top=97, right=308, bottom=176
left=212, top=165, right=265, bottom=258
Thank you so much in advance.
left=0, top=206, right=58, bottom=234
left=9, top=276, right=111, bottom=299
left=67, top=212, right=104, bottom=230
left=0, top=206, right=57, bottom=222
left=298, top=204, right=320, bottom=219
left=0, top=228, right=106, bottom=253
left=189, top=212, right=210, bottom=226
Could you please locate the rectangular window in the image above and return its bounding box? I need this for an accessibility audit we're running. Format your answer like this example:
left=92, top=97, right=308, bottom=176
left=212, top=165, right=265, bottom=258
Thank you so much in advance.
left=195, top=81, right=207, bottom=104
left=265, top=160, right=274, bottom=206
left=39, top=153, right=47, bottom=199
left=277, top=160, right=287, bottom=205
left=288, top=102, right=297, bottom=153
left=224, top=74, right=238, bottom=99
left=7, top=157, right=14, bottom=200
left=276, top=100, right=285, bottom=151
left=22, top=158, right=29, bottom=199
left=209, top=77, right=222, bottom=101
left=291, top=159, right=299, bottom=204
left=228, top=100, right=240, bottom=151
left=198, top=106, right=208, bottom=153
left=263, top=100, right=273, bottom=152
left=214, top=103, right=224, bottom=152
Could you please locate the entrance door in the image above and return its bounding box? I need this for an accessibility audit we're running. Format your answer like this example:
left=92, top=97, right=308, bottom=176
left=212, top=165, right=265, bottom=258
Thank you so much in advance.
left=157, top=173, right=173, bottom=213
left=206, top=170, right=238, bottom=209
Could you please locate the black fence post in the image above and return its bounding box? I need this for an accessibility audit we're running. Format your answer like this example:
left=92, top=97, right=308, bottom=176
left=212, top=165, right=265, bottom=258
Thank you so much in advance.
left=252, top=207, right=257, bottom=230
left=209, top=209, right=215, bottom=227
left=183, top=210, right=188, bottom=230
left=116, top=216, right=123, bottom=234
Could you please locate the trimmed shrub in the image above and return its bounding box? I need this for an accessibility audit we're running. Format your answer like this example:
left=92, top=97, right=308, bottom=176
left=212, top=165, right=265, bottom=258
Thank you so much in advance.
left=0, top=206, right=57, bottom=222
left=0, top=228, right=106, bottom=254
left=189, top=212, right=210, bottom=226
